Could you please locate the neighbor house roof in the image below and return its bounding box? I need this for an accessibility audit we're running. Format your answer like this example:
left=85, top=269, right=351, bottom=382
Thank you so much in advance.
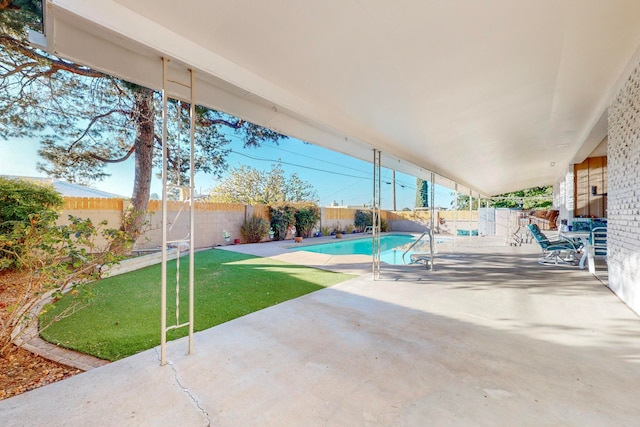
left=2, top=175, right=125, bottom=198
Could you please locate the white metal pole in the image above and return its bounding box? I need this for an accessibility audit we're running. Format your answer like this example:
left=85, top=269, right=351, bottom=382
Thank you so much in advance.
left=188, top=69, right=195, bottom=355
left=372, top=149, right=377, bottom=278
left=392, top=170, right=396, bottom=211
left=454, top=183, right=458, bottom=245
left=429, top=172, right=435, bottom=271
left=469, top=189, right=473, bottom=240
left=160, top=57, right=169, bottom=366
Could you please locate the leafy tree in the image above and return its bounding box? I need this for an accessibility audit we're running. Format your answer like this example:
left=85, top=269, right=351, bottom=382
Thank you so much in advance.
left=269, top=202, right=296, bottom=241
left=451, top=194, right=480, bottom=210
left=0, top=2, right=286, bottom=249
left=452, top=186, right=552, bottom=210
left=354, top=209, right=373, bottom=231
left=415, top=178, right=429, bottom=208
left=209, top=162, right=318, bottom=204
left=491, top=186, right=553, bottom=209
left=293, top=203, right=320, bottom=238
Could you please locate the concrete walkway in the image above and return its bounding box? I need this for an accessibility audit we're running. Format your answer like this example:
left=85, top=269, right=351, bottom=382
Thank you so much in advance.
left=2, top=239, right=638, bottom=426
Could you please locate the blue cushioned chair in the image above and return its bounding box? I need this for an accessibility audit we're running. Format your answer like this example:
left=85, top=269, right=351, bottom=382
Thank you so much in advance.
left=586, top=226, right=607, bottom=273
left=527, top=224, right=579, bottom=265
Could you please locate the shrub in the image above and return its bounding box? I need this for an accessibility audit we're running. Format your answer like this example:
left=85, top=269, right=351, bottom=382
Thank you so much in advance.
left=354, top=210, right=373, bottom=232
left=269, top=203, right=296, bottom=241
left=345, top=224, right=355, bottom=234
left=0, top=177, right=64, bottom=270
left=0, top=213, right=131, bottom=356
left=320, top=226, right=331, bottom=236
left=293, top=203, right=320, bottom=237
left=353, top=209, right=389, bottom=232
left=241, top=215, right=270, bottom=243
left=0, top=178, right=132, bottom=356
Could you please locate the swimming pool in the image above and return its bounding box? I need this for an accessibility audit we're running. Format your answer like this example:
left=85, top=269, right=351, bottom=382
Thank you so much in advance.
left=294, top=233, right=436, bottom=265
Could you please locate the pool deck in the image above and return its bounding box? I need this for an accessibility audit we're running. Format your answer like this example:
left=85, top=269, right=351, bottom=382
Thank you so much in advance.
left=1, top=235, right=638, bottom=426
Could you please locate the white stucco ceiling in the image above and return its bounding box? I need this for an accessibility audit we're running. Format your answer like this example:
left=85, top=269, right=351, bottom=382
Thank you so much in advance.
left=42, top=0, right=640, bottom=195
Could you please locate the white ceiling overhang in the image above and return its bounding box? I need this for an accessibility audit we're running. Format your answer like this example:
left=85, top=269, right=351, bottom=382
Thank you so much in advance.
left=41, top=0, right=640, bottom=196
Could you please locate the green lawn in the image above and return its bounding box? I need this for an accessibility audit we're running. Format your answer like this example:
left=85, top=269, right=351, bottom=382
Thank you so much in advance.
left=40, top=249, right=353, bottom=361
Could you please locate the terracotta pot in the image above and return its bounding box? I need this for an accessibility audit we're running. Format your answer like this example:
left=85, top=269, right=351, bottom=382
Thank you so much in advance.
left=294, top=236, right=303, bottom=243
left=335, top=233, right=343, bottom=239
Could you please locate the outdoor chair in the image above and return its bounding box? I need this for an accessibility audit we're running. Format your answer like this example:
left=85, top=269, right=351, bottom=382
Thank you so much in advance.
left=527, top=224, right=579, bottom=265
left=587, top=226, right=607, bottom=274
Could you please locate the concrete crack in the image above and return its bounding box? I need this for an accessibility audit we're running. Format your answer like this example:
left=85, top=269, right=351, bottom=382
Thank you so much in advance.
left=155, top=348, right=212, bottom=426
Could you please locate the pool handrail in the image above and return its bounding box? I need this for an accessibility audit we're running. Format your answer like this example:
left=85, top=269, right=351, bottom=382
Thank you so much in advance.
left=402, top=228, right=435, bottom=271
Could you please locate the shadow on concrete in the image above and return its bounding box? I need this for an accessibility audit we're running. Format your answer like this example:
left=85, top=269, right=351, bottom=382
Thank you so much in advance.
left=1, top=242, right=639, bottom=426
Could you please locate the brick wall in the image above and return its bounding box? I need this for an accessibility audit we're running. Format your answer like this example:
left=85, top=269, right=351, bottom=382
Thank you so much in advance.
left=607, top=61, right=640, bottom=315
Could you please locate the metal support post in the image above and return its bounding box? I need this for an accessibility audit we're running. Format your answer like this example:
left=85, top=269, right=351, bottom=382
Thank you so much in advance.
left=160, top=57, right=196, bottom=365
left=372, top=149, right=381, bottom=279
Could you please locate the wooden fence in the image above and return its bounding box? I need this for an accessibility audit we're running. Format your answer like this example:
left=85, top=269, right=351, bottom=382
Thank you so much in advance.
left=60, top=197, right=487, bottom=248
left=63, top=197, right=123, bottom=210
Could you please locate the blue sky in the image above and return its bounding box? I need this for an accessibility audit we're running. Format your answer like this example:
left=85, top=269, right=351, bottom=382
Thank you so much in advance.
left=0, top=135, right=455, bottom=210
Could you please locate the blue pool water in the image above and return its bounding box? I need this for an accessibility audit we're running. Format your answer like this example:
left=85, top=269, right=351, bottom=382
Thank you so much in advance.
left=294, top=234, right=435, bottom=265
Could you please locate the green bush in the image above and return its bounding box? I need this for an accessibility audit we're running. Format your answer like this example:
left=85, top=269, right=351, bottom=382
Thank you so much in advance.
left=0, top=178, right=132, bottom=356
left=269, top=202, right=296, bottom=241
left=353, top=209, right=389, bottom=232
left=354, top=210, right=372, bottom=232
left=293, top=203, right=320, bottom=237
left=0, top=177, right=64, bottom=270
left=241, top=215, right=270, bottom=243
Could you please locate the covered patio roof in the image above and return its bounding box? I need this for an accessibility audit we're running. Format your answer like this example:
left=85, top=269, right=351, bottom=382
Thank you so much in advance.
left=41, top=0, right=640, bottom=195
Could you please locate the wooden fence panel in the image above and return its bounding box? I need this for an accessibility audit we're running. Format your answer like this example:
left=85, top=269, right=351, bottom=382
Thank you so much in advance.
left=252, top=204, right=270, bottom=220
left=63, top=197, right=123, bottom=211
left=324, top=208, right=360, bottom=221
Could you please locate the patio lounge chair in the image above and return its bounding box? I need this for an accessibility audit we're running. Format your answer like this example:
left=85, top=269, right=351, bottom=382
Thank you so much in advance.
left=527, top=224, right=579, bottom=265
left=587, top=226, right=607, bottom=274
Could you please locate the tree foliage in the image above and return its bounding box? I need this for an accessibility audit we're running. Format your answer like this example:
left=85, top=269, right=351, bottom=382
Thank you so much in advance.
left=491, top=186, right=553, bottom=209
left=208, top=162, right=318, bottom=204
left=354, top=209, right=372, bottom=232
left=0, top=3, right=287, bottom=247
left=452, top=186, right=553, bottom=210
left=0, top=176, right=63, bottom=269
left=0, top=177, right=132, bottom=356
left=415, top=178, right=429, bottom=208
left=269, top=203, right=297, bottom=241
left=293, top=203, right=320, bottom=238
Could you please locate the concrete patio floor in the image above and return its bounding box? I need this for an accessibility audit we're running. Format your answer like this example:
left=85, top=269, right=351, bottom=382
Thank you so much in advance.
left=1, top=238, right=638, bottom=426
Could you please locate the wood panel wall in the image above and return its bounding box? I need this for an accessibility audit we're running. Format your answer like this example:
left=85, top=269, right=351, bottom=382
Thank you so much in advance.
left=574, top=156, right=607, bottom=218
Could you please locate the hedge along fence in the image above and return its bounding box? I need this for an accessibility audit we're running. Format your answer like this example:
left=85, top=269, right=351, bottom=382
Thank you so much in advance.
left=62, top=197, right=481, bottom=248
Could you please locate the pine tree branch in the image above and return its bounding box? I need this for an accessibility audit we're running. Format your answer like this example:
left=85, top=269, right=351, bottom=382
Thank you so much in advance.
left=201, top=116, right=244, bottom=129
left=0, top=34, right=107, bottom=79
left=88, top=144, right=135, bottom=163
left=67, top=109, right=129, bottom=152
